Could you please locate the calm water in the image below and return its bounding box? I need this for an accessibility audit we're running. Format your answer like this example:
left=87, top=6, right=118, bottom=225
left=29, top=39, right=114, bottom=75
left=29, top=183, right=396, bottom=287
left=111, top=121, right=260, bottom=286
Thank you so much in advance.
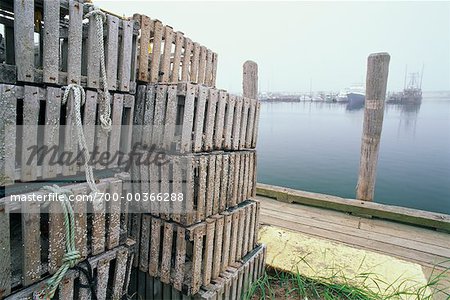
left=257, top=98, right=450, bottom=215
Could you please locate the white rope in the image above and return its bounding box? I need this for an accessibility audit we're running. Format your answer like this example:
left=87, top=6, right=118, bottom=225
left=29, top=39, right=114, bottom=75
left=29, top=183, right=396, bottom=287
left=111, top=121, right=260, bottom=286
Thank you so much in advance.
left=85, top=6, right=112, bottom=131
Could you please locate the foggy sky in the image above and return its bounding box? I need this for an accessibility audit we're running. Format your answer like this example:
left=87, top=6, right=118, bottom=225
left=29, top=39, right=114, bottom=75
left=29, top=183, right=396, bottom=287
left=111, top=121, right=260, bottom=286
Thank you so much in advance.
left=98, top=1, right=450, bottom=93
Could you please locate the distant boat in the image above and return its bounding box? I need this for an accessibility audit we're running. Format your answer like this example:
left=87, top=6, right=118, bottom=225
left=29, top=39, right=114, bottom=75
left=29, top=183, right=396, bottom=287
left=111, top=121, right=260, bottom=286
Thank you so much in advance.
left=388, top=66, right=423, bottom=104
left=346, top=84, right=365, bottom=106
left=336, top=89, right=349, bottom=102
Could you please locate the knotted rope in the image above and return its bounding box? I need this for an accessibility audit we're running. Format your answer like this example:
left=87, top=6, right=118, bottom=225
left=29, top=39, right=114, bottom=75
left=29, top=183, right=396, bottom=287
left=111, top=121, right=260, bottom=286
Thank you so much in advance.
left=39, top=185, right=81, bottom=300
left=85, top=6, right=112, bottom=131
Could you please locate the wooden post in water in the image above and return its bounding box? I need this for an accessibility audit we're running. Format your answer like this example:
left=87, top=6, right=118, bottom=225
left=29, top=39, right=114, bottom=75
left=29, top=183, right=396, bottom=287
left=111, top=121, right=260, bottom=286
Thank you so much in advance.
left=356, top=53, right=390, bottom=201
left=243, top=61, right=258, bottom=99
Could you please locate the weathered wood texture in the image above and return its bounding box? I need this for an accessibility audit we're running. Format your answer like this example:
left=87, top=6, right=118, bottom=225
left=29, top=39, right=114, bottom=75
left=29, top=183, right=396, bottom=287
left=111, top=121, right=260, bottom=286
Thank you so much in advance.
left=3, top=240, right=136, bottom=300
left=1, top=1, right=139, bottom=93
left=243, top=61, right=258, bottom=99
left=136, top=202, right=260, bottom=295
left=356, top=53, right=390, bottom=202
left=0, top=84, right=134, bottom=185
left=131, top=244, right=266, bottom=299
left=133, top=14, right=218, bottom=87
left=0, top=174, right=131, bottom=293
left=134, top=83, right=259, bottom=153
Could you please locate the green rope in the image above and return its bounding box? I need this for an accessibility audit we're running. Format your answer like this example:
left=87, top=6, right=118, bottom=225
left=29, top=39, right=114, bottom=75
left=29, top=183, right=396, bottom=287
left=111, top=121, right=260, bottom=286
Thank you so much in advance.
left=38, top=185, right=81, bottom=300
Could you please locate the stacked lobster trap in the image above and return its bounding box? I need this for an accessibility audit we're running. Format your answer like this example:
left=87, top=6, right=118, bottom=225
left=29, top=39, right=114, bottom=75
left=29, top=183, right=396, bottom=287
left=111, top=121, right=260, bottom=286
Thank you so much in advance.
left=128, top=13, right=265, bottom=300
left=0, top=0, right=140, bottom=298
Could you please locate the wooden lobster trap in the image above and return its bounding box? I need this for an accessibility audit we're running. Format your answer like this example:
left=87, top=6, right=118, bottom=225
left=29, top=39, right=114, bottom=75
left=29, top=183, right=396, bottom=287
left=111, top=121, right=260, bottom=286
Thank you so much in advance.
left=133, top=83, right=260, bottom=154
left=0, top=0, right=139, bottom=93
left=132, top=14, right=218, bottom=87
left=0, top=84, right=134, bottom=185
left=130, top=150, right=257, bottom=226
left=3, top=239, right=136, bottom=300
left=132, top=199, right=260, bottom=296
left=130, top=244, right=266, bottom=300
left=0, top=174, right=132, bottom=296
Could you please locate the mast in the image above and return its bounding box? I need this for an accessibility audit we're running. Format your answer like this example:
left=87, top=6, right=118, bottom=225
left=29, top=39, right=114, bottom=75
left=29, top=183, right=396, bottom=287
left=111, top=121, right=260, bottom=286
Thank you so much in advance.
left=403, top=65, right=408, bottom=90
left=420, top=64, right=424, bottom=89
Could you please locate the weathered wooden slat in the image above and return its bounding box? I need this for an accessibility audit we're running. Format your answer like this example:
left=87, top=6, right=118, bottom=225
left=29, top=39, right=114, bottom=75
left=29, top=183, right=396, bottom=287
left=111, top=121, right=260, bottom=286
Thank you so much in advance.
left=96, top=258, right=110, bottom=300
left=22, top=200, right=41, bottom=286
left=214, top=91, right=227, bottom=149
left=72, top=185, right=88, bottom=259
left=152, top=85, right=168, bottom=148
left=190, top=42, right=200, bottom=82
left=160, top=222, right=173, bottom=283
left=106, top=15, right=120, bottom=90
left=149, top=217, right=161, bottom=276
left=213, top=155, right=222, bottom=215
left=43, top=0, right=60, bottom=84
left=227, top=153, right=236, bottom=208
left=0, top=203, right=11, bottom=297
left=198, top=46, right=207, bottom=84
left=236, top=208, right=245, bottom=261
left=173, top=226, right=186, bottom=290
left=219, top=155, right=229, bottom=212
left=87, top=12, right=100, bottom=88
left=171, top=157, right=182, bottom=222
left=136, top=14, right=150, bottom=82
left=249, top=152, right=255, bottom=198
left=22, top=86, right=39, bottom=181
left=142, top=84, right=156, bottom=147
left=0, top=85, right=16, bottom=185
left=205, top=49, right=213, bottom=86
left=239, top=98, right=250, bottom=150
left=95, top=99, right=109, bottom=170
left=109, top=94, right=124, bottom=168
left=81, top=91, right=97, bottom=173
left=130, top=214, right=141, bottom=268
left=221, top=212, right=232, bottom=272
left=161, top=26, right=174, bottom=83
left=150, top=20, right=163, bottom=83
left=49, top=202, right=65, bottom=274
left=231, top=153, right=241, bottom=207
left=112, top=248, right=128, bottom=299
left=193, top=85, right=208, bottom=152
left=160, top=159, right=170, bottom=219
left=251, top=102, right=261, bottom=148
left=246, top=99, right=256, bottom=148
left=204, top=89, right=218, bottom=151
left=211, top=53, right=218, bottom=87
left=63, top=90, right=78, bottom=176
left=212, top=215, right=224, bottom=279
left=205, top=155, right=216, bottom=217
left=183, top=156, right=195, bottom=225
left=92, top=182, right=107, bottom=255
left=122, top=95, right=135, bottom=161
left=238, top=154, right=245, bottom=202
left=202, top=218, right=215, bottom=286
left=171, top=32, right=184, bottom=82
left=163, top=85, right=177, bottom=150
left=248, top=202, right=256, bottom=253
left=190, top=224, right=205, bottom=294
left=180, top=83, right=196, bottom=153
left=196, top=156, right=208, bottom=222
left=42, top=87, right=61, bottom=178
left=242, top=153, right=249, bottom=202
left=229, top=208, right=239, bottom=265
left=232, top=97, right=243, bottom=150
left=67, top=0, right=83, bottom=84
left=223, top=95, right=235, bottom=150
left=139, top=214, right=151, bottom=272
left=243, top=61, right=258, bottom=99
left=14, top=0, right=34, bottom=82
left=242, top=205, right=251, bottom=258
left=181, top=38, right=193, bottom=81
left=118, top=20, right=134, bottom=92
left=59, top=276, right=74, bottom=300
left=106, top=179, right=122, bottom=249
left=149, top=160, right=160, bottom=216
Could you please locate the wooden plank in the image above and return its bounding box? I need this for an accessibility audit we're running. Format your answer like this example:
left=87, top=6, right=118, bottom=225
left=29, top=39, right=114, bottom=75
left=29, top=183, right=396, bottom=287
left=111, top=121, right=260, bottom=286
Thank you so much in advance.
left=67, top=0, right=83, bottom=84
left=214, top=90, right=227, bottom=149
left=160, top=222, right=174, bottom=283
left=213, top=155, right=222, bottom=215
left=149, top=159, right=160, bottom=215
left=130, top=214, right=141, bottom=268
left=43, top=0, right=60, bottom=84
left=0, top=204, right=11, bottom=297
left=106, top=15, right=120, bottom=90
left=136, top=15, right=151, bottom=82
left=231, top=153, right=240, bottom=207
left=72, top=186, right=88, bottom=259
left=211, top=53, right=218, bottom=87
left=96, top=258, right=110, bottom=300
left=242, top=205, right=251, bottom=258
left=0, top=85, right=16, bottom=185
left=242, top=153, right=249, bottom=201
left=161, top=26, right=174, bottom=83
left=243, top=61, right=258, bottom=99
left=42, top=87, right=61, bottom=178
left=149, top=217, right=161, bottom=276
left=232, top=97, right=243, bottom=150
left=193, top=85, right=208, bottom=152
left=81, top=91, right=97, bottom=173
left=152, top=84, right=168, bottom=148
left=118, top=20, right=134, bottom=91
left=180, top=83, right=196, bottom=153
left=238, top=154, right=245, bottom=203
left=203, top=218, right=215, bottom=286
left=150, top=20, right=163, bottom=83
left=198, top=46, right=207, bottom=84
left=239, top=98, right=250, bottom=150
left=181, top=38, right=193, bottom=81
left=236, top=209, right=245, bottom=261
left=204, top=89, right=218, bottom=151
left=248, top=202, right=256, bottom=253
left=142, top=85, right=156, bottom=147
left=163, top=85, right=177, bottom=150
left=183, top=156, right=195, bottom=225
left=249, top=152, right=255, bottom=198
left=59, top=276, right=74, bottom=300
left=22, top=200, right=41, bottom=286
left=190, top=42, right=200, bottom=82
left=48, top=202, right=65, bottom=274
left=92, top=181, right=107, bottom=255
left=229, top=209, right=240, bottom=264
left=220, top=155, right=229, bottom=212
left=206, top=155, right=216, bottom=217
left=190, top=224, right=205, bottom=294
left=173, top=226, right=186, bottom=291
left=205, top=49, right=213, bottom=86
left=14, top=0, right=34, bottom=81
left=251, top=102, right=261, bottom=148
left=196, top=156, right=208, bottom=221
left=87, top=12, right=100, bottom=88
left=109, top=94, right=124, bottom=168
left=223, top=95, right=235, bottom=150
left=212, top=215, right=224, bottom=279
left=139, top=214, right=151, bottom=272
left=106, top=179, right=122, bottom=249
left=246, top=100, right=256, bottom=148
left=160, top=160, right=170, bottom=219
left=21, top=86, right=39, bottom=181
left=171, top=157, right=182, bottom=222
left=63, top=88, right=78, bottom=175
left=171, top=32, right=184, bottom=82
left=253, top=200, right=261, bottom=246
left=112, top=248, right=128, bottom=299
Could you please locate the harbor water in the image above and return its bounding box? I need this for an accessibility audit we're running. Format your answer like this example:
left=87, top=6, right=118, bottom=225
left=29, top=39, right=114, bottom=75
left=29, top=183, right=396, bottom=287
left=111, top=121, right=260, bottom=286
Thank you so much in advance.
left=257, top=97, right=450, bottom=215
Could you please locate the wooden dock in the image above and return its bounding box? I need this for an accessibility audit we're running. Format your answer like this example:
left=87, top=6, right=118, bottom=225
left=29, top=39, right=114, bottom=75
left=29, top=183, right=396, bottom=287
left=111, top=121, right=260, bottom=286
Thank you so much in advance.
left=256, top=184, right=450, bottom=297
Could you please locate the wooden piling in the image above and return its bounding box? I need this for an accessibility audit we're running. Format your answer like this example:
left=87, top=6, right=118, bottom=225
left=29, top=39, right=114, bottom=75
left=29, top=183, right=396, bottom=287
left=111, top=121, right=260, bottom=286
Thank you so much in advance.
left=356, top=53, right=390, bottom=202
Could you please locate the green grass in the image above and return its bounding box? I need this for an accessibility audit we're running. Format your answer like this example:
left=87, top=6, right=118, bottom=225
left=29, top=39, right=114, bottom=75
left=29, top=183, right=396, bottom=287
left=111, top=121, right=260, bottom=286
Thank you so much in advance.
left=245, top=265, right=450, bottom=300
